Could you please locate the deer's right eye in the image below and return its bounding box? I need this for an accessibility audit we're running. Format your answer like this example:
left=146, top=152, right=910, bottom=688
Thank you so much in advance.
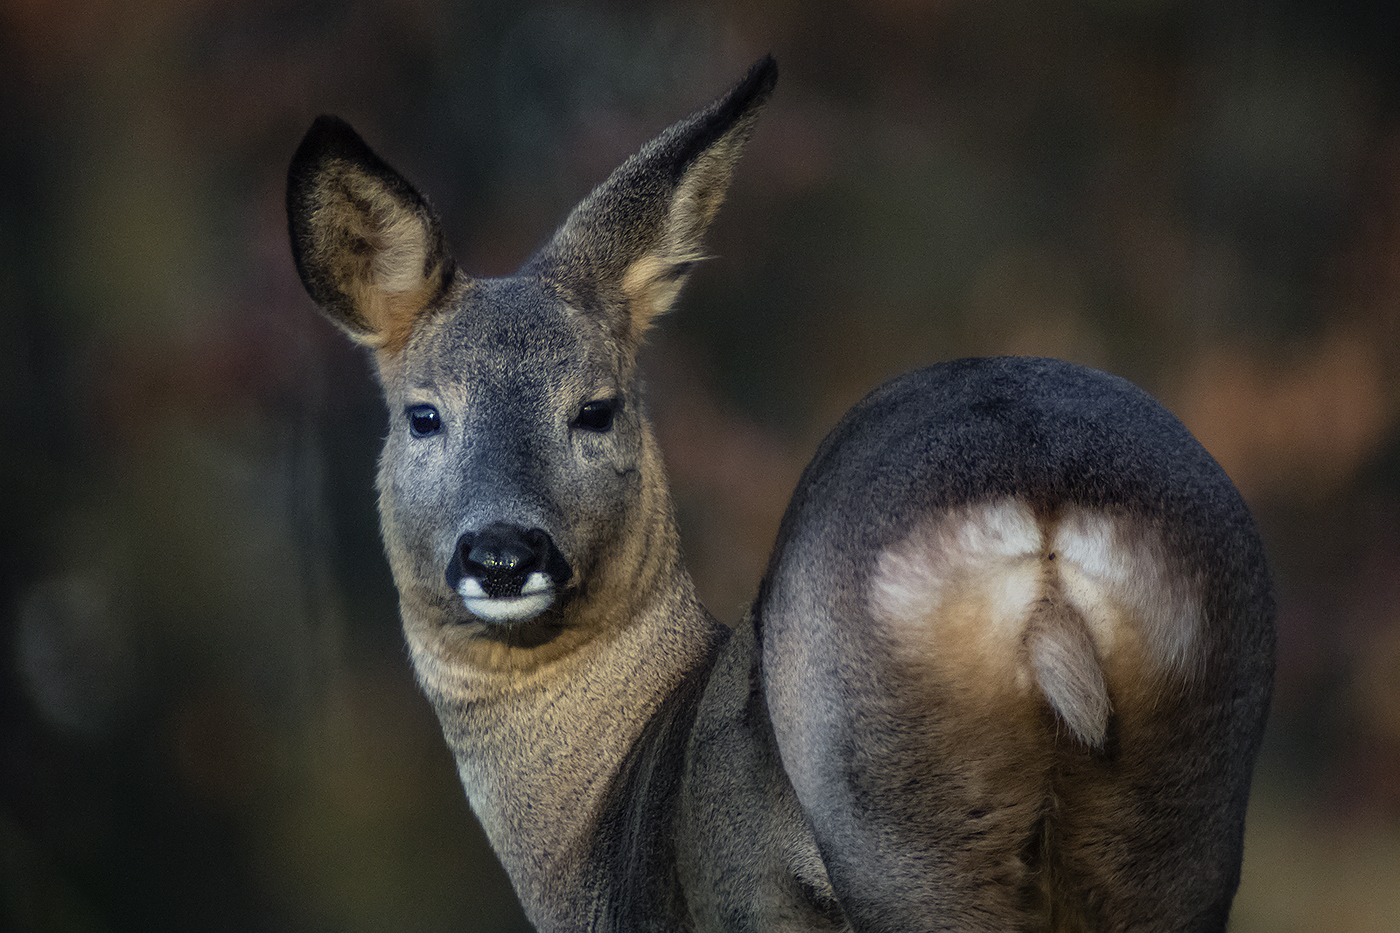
left=406, top=404, right=442, bottom=438
left=573, top=398, right=619, bottom=433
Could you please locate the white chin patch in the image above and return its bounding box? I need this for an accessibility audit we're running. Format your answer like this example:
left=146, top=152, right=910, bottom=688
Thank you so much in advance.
left=457, top=573, right=555, bottom=623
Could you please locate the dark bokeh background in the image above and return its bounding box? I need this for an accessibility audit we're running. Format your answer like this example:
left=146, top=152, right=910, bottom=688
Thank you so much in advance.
left=4, top=2, right=1399, bottom=930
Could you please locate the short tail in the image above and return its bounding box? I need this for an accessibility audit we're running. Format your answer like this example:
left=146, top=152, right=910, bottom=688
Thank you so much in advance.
left=1025, top=595, right=1110, bottom=748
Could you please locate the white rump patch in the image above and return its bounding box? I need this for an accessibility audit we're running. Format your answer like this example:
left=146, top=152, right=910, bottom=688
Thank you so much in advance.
left=868, top=498, right=1204, bottom=746
left=457, top=572, right=555, bottom=623
left=870, top=499, right=1043, bottom=681
left=1051, top=507, right=1202, bottom=677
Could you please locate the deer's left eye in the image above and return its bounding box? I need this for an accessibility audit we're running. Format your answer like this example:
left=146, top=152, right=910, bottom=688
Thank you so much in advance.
left=406, top=404, right=442, bottom=438
left=573, top=398, right=620, bottom=433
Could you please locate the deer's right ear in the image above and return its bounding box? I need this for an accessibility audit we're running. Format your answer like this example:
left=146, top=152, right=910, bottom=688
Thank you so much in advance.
left=286, top=116, right=455, bottom=354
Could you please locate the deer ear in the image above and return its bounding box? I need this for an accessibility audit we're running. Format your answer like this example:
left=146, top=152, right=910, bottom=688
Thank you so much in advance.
left=529, top=56, right=777, bottom=349
left=287, top=116, right=455, bottom=354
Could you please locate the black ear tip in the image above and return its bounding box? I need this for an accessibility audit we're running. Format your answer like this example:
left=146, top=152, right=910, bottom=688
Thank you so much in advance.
left=311, top=113, right=349, bottom=131
left=306, top=114, right=353, bottom=146
left=736, top=54, right=778, bottom=105
left=292, top=114, right=370, bottom=171
left=751, top=54, right=778, bottom=88
left=687, top=54, right=776, bottom=152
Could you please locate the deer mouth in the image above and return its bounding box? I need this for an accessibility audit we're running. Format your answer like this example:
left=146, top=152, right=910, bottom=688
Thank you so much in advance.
left=456, top=573, right=556, bottom=623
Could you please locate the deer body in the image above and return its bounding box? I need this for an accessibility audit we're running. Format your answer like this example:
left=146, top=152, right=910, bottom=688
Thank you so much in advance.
left=287, top=57, right=1274, bottom=932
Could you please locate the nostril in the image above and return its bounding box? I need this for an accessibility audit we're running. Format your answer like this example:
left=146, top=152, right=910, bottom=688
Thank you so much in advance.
left=455, top=524, right=551, bottom=599
left=522, top=527, right=549, bottom=559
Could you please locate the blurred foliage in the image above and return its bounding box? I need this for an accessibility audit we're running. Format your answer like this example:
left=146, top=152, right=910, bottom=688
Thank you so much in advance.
left=3, top=1, right=1399, bottom=930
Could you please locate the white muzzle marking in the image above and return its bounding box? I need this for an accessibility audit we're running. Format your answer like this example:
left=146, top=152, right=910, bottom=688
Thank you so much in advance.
left=458, top=572, right=555, bottom=623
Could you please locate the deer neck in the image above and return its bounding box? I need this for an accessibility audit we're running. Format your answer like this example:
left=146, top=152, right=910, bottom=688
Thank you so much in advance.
left=407, top=492, right=725, bottom=928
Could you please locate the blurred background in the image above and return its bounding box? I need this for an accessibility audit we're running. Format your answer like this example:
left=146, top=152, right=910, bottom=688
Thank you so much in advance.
left=3, top=1, right=1398, bottom=930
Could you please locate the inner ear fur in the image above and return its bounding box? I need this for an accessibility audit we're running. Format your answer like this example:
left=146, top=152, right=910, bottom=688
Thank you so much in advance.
left=287, top=115, right=455, bottom=354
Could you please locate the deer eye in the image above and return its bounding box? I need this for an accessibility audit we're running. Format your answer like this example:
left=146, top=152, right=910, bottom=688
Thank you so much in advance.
left=406, top=404, right=442, bottom=438
left=573, top=398, right=619, bottom=433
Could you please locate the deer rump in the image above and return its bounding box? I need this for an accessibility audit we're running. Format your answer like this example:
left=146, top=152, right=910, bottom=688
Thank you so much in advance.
left=748, top=357, right=1273, bottom=932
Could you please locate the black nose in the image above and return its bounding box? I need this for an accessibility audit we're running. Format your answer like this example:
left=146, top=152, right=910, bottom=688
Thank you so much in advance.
left=452, top=524, right=552, bottom=598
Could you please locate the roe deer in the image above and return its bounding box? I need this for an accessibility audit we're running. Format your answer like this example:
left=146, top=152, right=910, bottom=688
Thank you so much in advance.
left=286, top=56, right=1275, bottom=932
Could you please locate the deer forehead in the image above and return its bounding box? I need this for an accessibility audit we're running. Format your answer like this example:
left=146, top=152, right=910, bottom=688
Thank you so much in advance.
left=391, top=280, right=627, bottom=401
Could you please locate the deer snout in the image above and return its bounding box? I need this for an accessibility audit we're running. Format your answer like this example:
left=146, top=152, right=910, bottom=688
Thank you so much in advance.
left=448, top=523, right=568, bottom=623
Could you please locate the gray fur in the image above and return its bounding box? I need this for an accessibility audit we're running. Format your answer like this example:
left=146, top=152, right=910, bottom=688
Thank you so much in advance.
left=287, top=56, right=1274, bottom=932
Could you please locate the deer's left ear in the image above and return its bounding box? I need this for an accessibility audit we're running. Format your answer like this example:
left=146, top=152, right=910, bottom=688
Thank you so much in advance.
left=287, top=115, right=456, bottom=355
left=528, top=56, right=777, bottom=352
